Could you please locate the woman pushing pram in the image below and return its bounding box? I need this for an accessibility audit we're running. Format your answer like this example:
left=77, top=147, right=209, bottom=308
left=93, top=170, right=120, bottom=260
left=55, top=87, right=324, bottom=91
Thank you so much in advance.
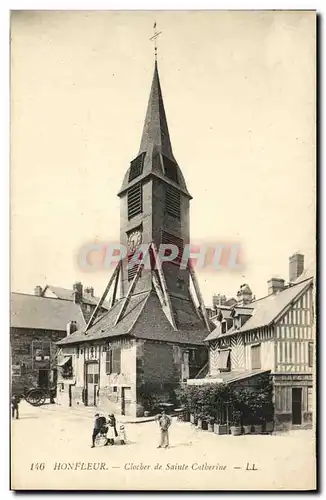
left=92, top=413, right=127, bottom=447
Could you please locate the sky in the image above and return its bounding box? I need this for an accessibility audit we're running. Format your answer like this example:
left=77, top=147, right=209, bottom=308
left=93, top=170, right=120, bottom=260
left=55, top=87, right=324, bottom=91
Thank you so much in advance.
left=10, top=10, right=316, bottom=306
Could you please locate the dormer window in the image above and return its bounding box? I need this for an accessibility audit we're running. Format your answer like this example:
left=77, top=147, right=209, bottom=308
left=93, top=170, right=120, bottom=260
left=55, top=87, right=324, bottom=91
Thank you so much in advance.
left=129, top=153, right=145, bottom=182
left=222, top=321, right=227, bottom=334
left=176, top=277, right=185, bottom=291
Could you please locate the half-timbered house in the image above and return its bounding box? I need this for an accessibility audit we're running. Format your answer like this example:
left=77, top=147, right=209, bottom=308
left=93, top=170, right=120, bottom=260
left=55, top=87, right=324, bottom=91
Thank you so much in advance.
left=188, top=254, right=315, bottom=430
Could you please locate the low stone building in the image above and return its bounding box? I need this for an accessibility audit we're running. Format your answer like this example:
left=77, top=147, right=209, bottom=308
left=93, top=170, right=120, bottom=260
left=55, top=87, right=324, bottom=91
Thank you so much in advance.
left=10, top=292, right=85, bottom=394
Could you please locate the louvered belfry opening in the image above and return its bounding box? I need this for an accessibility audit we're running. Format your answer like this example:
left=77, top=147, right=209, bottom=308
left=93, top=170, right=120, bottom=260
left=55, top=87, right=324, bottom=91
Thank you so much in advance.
left=127, top=182, right=142, bottom=220
left=165, top=184, right=181, bottom=219
left=129, top=152, right=145, bottom=182
left=127, top=252, right=143, bottom=281
left=162, top=154, right=179, bottom=184
left=162, top=230, right=184, bottom=263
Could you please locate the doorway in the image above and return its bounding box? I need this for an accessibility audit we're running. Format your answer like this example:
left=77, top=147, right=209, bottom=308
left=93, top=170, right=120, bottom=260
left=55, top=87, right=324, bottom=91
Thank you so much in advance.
left=121, top=387, right=131, bottom=416
left=85, top=362, right=99, bottom=406
left=38, top=369, right=49, bottom=388
left=292, top=388, right=302, bottom=425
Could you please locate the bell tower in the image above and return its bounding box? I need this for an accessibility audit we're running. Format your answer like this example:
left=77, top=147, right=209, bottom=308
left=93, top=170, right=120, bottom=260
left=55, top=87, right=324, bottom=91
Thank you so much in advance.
left=117, top=61, right=193, bottom=301
left=85, top=58, right=211, bottom=336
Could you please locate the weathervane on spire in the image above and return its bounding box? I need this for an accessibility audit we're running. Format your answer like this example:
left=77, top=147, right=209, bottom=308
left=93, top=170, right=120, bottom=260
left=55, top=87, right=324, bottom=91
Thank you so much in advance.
left=150, top=22, right=162, bottom=61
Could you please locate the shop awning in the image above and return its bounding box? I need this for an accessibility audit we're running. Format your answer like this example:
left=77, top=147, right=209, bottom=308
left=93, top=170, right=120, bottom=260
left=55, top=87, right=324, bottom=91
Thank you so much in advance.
left=217, top=350, right=230, bottom=370
left=57, top=356, right=72, bottom=367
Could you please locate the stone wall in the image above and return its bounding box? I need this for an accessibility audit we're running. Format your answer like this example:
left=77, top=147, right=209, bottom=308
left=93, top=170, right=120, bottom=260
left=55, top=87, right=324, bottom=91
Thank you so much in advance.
left=10, top=327, right=65, bottom=394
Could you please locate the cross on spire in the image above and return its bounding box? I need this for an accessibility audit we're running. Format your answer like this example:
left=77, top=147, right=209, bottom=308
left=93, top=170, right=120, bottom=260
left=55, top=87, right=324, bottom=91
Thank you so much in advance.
left=150, top=22, right=162, bottom=61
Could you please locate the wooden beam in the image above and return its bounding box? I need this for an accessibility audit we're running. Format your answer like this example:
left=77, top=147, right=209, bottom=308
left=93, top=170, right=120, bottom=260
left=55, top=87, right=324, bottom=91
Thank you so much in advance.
left=86, top=261, right=121, bottom=332
left=188, top=262, right=211, bottom=332
left=151, top=242, right=178, bottom=330
left=109, top=263, right=120, bottom=310
left=114, top=247, right=149, bottom=326
left=188, top=286, right=202, bottom=319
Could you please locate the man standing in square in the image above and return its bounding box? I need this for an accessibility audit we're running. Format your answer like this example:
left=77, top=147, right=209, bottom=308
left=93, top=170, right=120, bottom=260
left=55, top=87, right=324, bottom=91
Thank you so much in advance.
left=157, top=410, right=172, bottom=448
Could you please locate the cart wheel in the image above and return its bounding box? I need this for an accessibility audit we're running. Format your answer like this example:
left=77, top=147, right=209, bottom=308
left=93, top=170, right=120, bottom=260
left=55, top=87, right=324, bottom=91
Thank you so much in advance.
left=35, top=395, right=46, bottom=406
left=26, top=389, right=43, bottom=406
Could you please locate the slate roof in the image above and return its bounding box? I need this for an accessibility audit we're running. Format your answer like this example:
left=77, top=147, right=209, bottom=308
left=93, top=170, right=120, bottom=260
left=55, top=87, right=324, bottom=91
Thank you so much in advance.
left=292, top=263, right=315, bottom=284
left=205, top=278, right=313, bottom=342
left=43, top=285, right=110, bottom=310
left=118, top=61, right=190, bottom=198
left=57, top=290, right=210, bottom=346
left=10, top=293, right=86, bottom=332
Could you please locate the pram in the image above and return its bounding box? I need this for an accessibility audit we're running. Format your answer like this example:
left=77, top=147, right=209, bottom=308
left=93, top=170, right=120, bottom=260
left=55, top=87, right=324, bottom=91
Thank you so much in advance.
left=95, top=416, right=108, bottom=446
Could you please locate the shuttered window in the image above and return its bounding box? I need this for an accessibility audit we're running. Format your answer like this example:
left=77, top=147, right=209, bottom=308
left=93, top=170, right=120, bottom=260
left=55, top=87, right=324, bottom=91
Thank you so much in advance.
left=105, top=350, right=112, bottom=374
left=307, top=387, right=313, bottom=412
left=161, top=231, right=184, bottom=262
left=106, top=348, right=121, bottom=374
left=308, top=342, right=313, bottom=367
left=165, top=184, right=181, bottom=219
left=129, top=153, right=145, bottom=182
left=251, top=344, right=261, bottom=370
left=162, top=155, right=179, bottom=183
left=128, top=183, right=142, bottom=219
left=127, top=253, right=142, bottom=281
left=217, top=350, right=231, bottom=372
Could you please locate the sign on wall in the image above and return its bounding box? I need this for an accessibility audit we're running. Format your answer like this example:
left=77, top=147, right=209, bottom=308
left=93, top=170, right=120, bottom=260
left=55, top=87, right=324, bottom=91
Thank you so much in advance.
left=32, top=340, right=51, bottom=369
left=11, top=364, right=21, bottom=377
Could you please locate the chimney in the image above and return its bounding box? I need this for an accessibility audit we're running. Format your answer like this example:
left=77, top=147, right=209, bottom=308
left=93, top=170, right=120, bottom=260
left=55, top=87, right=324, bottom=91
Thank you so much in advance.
left=72, top=282, right=83, bottom=304
left=236, top=284, right=253, bottom=305
left=34, top=286, right=43, bottom=296
left=84, top=286, right=94, bottom=298
left=268, top=277, right=285, bottom=295
left=213, top=294, right=227, bottom=308
left=289, top=253, right=304, bottom=282
left=66, top=321, right=78, bottom=336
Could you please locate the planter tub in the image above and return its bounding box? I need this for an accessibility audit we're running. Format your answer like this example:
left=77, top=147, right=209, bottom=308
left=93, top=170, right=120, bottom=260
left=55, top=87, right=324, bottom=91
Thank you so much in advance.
left=197, top=418, right=202, bottom=429
left=214, top=424, right=227, bottom=435
left=190, top=414, right=195, bottom=425
left=207, top=423, right=214, bottom=432
left=265, top=421, right=274, bottom=433
left=254, top=424, right=263, bottom=434
left=202, top=420, right=208, bottom=431
left=184, top=412, right=190, bottom=422
left=242, top=425, right=252, bottom=435
left=230, top=426, right=242, bottom=436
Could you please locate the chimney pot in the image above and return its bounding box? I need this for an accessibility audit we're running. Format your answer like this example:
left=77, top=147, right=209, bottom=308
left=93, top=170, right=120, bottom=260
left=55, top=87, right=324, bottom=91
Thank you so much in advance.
left=289, top=253, right=304, bottom=282
left=73, top=282, right=83, bottom=303
left=268, top=277, right=285, bottom=295
left=34, top=286, right=43, bottom=296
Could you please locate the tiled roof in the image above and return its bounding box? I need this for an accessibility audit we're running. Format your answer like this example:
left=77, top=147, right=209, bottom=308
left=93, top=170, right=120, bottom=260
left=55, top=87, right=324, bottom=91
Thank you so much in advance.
left=10, top=293, right=86, bottom=331
left=57, top=291, right=210, bottom=346
left=205, top=278, right=313, bottom=342
left=43, top=285, right=110, bottom=310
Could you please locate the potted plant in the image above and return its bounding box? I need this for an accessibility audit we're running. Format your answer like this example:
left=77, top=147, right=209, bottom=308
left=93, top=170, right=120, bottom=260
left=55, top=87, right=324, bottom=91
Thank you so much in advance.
left=230, top=410, right=242, bottom=436
left=251, top=397, right=264, bottom=434
left=207, top=416, right=215, bottom=432
left=197, top=413, right=204, bottom=429
left=214, top=408, right=228, bottom=435
left=241, top=391, right=253, bottom=434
